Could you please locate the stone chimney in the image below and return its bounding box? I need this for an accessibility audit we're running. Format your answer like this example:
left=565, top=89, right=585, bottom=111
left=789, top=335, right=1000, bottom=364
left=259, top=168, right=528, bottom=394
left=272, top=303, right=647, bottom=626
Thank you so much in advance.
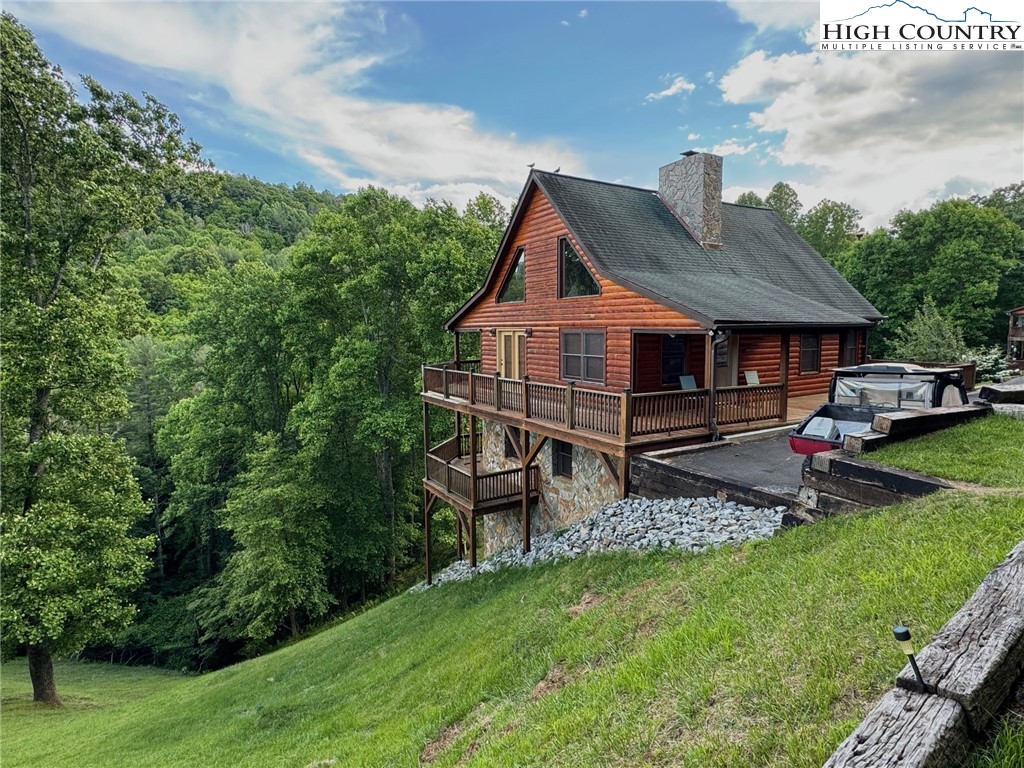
left=658, top=151, right=723, bottom=248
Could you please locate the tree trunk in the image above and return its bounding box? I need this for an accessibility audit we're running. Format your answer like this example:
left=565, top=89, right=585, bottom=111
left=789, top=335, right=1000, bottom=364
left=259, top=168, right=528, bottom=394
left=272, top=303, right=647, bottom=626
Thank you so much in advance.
left=289, top=606, right=299, bottom=639
left=27, top=644, right=61, bottom=706
left=375, top=446, right=396, bottom=583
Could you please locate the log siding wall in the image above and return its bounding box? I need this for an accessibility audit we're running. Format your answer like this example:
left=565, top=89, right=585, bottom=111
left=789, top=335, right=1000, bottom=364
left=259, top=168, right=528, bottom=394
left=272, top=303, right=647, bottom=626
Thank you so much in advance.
left=457, top=188, right=702, bottom=392
left=457, top=186, right=867, bottom=400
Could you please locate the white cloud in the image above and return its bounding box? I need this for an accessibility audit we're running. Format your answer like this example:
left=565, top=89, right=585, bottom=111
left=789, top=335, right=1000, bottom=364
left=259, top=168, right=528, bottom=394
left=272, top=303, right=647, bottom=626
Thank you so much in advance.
left=578, top=9, right=589, bottom=18
left=687, top=132, right=702, bottom=141
left=726, top=1, right=819, bottom=33
left=719, top=49, right=1024, bottom=227
left=645, top=75, right=697, bottom=102
left=13, top=2, right=580, bottom=208
left=711, top=139, right=758, bottom=157
left=561, top=19, right=571, bottom=26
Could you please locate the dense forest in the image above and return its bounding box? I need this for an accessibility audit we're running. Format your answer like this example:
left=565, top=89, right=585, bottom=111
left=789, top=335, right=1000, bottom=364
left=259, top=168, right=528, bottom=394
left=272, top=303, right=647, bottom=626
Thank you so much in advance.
left=2, top=12, right=1022, bottom=706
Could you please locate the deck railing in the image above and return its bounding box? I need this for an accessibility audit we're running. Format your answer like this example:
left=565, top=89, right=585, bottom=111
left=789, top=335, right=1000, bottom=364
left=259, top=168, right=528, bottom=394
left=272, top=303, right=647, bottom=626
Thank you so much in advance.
left=715, top=384, right=784, bottom=425
left=422, top=365, right=788, bottom=443
left=631, top=389, right=709, bottom=436
left=425, top=442, right=539, bottom=505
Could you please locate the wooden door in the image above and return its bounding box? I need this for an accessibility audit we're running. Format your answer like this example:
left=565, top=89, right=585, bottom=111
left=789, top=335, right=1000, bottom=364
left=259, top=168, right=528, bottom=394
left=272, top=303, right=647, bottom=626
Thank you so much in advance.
left=714, top=335, right=739, bottom=388
left=496, top=330, right=527, bottom=379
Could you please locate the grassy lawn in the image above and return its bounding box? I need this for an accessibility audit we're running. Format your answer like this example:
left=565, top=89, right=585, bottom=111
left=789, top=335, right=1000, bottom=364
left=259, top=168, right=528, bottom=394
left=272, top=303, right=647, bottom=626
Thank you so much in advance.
left=3, top=491, right=1023, bottom=767
left=869, top=414, right=1024, bottom=488
left=973, top=711, right=1024, bottom=768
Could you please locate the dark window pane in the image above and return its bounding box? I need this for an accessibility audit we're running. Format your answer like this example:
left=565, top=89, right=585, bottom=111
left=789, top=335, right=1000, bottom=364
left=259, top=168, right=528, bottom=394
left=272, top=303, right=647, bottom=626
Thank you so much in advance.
left=563, top=354, right=581, bottom=378
left=552, top=439, right=573, bottom=477
left=800, top=334, right=820, bottom=373
left=662, top=336, right=688, bottom=385
left=559, top=239, right=600, bottom=298
left=584, top=356, right=604, bottom=382
left=498, top=249, right=525, bottom=303
left=564, top=332, right=581, bottom=355
left=584, top=332, right=603, bottom=356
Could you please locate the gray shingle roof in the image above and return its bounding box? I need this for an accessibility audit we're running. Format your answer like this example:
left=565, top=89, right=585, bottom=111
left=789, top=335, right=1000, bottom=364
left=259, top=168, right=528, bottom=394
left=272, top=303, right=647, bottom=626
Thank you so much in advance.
left=533, top=170, right=881, bottom=327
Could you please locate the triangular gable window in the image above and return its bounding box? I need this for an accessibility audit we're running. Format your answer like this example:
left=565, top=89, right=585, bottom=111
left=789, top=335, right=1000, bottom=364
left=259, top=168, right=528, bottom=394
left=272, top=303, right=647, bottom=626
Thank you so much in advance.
left=498, top=248, right=525, bottom=303
left=558, top=238, right=599, bottom=298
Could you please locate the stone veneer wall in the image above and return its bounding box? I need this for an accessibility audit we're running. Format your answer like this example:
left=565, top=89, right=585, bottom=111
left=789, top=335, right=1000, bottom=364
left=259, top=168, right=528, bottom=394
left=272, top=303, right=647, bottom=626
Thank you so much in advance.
left=480, top=419, right=619, bottom=556
left=658, top=152, right=723, bottom=247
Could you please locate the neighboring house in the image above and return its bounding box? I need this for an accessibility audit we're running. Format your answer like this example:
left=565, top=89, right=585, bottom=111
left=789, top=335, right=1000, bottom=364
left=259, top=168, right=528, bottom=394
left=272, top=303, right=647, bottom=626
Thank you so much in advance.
left=420, top=151, right=882, bottom=581
left=1009, top=305, right=1024, bottom=369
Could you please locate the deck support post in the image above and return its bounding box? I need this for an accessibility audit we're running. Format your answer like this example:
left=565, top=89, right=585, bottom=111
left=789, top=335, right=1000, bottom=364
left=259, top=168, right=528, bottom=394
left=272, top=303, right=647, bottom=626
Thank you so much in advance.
left=422, top=401, right=430, bottom=477
left=424, top=491, right=436, bottom=585
left=442, top=364, right=450, bottom=399
left=469, top=511, right=477, bottom=568
left=779, top=333, right=790, bottom=423
left=617, top=455, right=630, bottom=499
left=521, top=430, right=531, bottom=554
left=469, top=415, right=478, bottom=507
left=456, top=514, right=464, bottom=561
left=522, top=376, right=530, bottom=418
left=493, top=371, right=501, bottom=412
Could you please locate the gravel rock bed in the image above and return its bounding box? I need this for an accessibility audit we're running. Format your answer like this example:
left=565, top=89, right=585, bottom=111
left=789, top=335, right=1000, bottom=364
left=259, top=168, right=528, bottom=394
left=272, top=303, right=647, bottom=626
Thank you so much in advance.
left=411, top=496, right=787, bottom=591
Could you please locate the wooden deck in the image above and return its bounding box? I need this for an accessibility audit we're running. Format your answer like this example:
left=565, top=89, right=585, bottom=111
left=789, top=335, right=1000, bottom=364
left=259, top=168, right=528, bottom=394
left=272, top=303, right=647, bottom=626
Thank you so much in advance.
left=424, top=434, right=540, bottom=513
left=423, top=363, right=807, bottom=456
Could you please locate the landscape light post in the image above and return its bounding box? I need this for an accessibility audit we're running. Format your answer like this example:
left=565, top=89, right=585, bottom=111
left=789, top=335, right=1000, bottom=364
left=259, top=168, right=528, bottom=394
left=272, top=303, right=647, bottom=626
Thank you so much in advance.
left=893, top=625, right=926, bottom=692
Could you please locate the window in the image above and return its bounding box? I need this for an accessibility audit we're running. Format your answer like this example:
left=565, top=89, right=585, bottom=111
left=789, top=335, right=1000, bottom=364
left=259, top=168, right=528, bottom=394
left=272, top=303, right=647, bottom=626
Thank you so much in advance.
left=661, top=335, right=688, bottom=386
left=561, top=331, right=605, bottom=383
left=497, top=248, right=525, bottom=303
left=800, top=333, right=821, bottom=373
left=1014, top=315, right=1024, bottom=329
left=842, top=331, right=859, bottom=367
left=558, top=238, right=599, bottom=298
left=552, top=439, right=573, bottom=478
left=503, top=427, right=520, bottom=459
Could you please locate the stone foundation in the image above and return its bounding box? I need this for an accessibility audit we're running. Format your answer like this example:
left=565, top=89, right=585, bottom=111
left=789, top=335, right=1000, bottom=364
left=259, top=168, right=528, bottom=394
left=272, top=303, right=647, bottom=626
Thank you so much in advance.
left=480, top=419, right=619, bottom=555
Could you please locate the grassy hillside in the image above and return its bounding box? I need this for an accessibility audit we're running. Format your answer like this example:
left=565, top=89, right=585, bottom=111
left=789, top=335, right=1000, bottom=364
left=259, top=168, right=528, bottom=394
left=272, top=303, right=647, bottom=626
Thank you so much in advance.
left=870, top=414, right=1024, bottom=488
left=3, top=491, right=1023, bottom=768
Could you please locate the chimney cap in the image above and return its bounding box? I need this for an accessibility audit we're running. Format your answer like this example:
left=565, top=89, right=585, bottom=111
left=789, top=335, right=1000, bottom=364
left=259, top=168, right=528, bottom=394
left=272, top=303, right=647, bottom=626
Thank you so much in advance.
left=681, top=149, right=700, bottom=157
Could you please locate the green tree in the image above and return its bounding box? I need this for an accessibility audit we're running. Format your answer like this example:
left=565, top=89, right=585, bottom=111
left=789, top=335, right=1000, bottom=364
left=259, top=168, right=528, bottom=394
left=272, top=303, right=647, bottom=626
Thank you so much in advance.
left=765, top=182, right=802, bottom=226
left=890, top=296, right=970, bottom=362
left=971, top=181, right=1024, bottom=229
left=796, top=199, right=862, bottom=267
left=195, top=437, right=332, bottom=648
left=735, top=191, right=765, bottom=207
left=843, top=200, right=1024, bottom=355
left=0, top=13, right=201, bottom=703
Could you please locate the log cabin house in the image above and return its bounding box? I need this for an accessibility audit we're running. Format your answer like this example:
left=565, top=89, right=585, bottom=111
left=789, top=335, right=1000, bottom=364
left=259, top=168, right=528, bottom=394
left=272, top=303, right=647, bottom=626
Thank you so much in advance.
left=1009, top=306, right=1024, bottom=370
left=421, top=151, right=882, bottom=581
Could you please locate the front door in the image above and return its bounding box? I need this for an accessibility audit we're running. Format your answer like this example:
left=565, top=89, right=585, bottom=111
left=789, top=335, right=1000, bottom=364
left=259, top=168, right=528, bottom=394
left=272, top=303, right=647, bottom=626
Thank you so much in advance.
left=496, top=329, right=527, bottom=379
left=714, top=334, right=739, bottom=388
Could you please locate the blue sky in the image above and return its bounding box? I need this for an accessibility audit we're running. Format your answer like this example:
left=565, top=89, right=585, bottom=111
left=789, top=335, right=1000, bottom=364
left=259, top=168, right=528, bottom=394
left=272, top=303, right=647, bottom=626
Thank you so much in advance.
left=9, top=1, right=1023, bottom=227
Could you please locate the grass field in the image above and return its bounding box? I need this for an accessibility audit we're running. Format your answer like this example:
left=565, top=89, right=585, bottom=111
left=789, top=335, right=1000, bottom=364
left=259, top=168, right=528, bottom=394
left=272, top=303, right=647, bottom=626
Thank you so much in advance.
left=869, top=414, right=1024, bottom=488
left=3, top=491, right=1023, bottom=767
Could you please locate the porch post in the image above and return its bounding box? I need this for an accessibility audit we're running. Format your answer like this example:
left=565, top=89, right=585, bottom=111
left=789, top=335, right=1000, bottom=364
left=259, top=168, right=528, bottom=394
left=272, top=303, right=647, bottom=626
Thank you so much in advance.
left=617, top=455, right=631, bottom=499
left=779, top=333, right=791, bottom=422
left=703, top=331, right=714, bottom=432
left=456, top=515, right=464, bottom=561
left=422, top=401, right=430, bottom=477
left=469, top=415, right=478, bottom=507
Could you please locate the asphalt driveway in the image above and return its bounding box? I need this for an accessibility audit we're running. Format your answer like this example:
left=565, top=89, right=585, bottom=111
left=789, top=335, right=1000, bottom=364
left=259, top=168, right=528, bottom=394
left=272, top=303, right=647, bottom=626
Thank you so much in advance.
left=664, top=432, right=805, bottom=495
